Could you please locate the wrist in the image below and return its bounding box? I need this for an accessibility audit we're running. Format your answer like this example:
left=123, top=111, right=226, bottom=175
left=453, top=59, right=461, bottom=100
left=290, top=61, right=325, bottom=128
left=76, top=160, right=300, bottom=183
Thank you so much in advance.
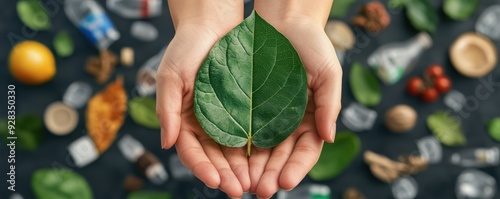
left=168, top=0, right=243, bottom=33
left=254, top=0, right=333, bottom=30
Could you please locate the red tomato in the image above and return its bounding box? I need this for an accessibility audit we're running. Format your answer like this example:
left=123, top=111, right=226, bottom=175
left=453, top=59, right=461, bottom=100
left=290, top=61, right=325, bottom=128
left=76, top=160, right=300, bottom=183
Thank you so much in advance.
left=406, top=77, right=424, bottom=96
left=434, top=76, right=452, bottom=93
left=421, top=87, right=439, bottom=102
left=426, top=64, right=445, bottom=78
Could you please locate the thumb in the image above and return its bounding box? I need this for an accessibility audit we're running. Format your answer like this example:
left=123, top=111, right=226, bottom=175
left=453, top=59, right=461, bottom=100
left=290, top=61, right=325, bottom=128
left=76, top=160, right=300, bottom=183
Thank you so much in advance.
left=156, top=67, right=183, bottom=149
left=312, top=62, right=342, bottom=143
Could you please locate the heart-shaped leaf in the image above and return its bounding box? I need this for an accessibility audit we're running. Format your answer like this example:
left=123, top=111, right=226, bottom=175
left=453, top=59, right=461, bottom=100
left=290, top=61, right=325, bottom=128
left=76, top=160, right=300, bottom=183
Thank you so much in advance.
left=17, top=0, right=51, bottom=31
left=129, top=97, right=160, bottom=129
left=444, top=0, right=480, bottom=21
left=427, top=111, right=466, bottom=146
left=53, top=31, right=74, bottom=57
left=391, top=0, right=438, bottom=33
left=194, top=11, right=308, bottom=156
left=487, top=118, right=500, bottom=142
left=0, top=114, right=43, bottom=151
left=32, top=168, right=93, bottom=199
left=350, top=62, right=381, bottom=107
left=309, top=131, right=361, bottom=180
left=128, top=191, right=172, bottom=199
left=405, top=0, right=438, bottom=33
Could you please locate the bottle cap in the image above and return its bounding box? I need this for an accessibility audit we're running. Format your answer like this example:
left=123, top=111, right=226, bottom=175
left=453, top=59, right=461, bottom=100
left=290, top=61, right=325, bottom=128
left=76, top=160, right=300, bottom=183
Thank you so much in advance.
left=325, top=20, right=355, bottom=51
left=67, top=135, right=99, bottom=168
left=44, top=101, right=78, bottom=136
left=416, top=32, right=432, bottom=48
left=450, top=32, right=497, bottom=78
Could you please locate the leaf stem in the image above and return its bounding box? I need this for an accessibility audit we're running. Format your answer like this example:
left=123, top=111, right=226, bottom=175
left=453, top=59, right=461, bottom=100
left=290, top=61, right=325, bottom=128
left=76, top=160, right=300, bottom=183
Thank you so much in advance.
left=247, top=137, right=252, bottom=157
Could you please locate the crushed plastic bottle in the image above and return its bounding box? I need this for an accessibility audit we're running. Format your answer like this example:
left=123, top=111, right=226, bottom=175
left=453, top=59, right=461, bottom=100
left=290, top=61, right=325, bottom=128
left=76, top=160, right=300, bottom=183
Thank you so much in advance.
left=368, top=32, right=432, bottom=85
left=391, top=176, right=418, bottom=199
left=131, top=21, right=158, bottom=42
left=136, top=47, right=166, bottom=96
left=456, top=169, right=496, bottom=199
left=416, top=136, right=442, bottom=164
left=277, top=184, right=330, bottom=199
left=107, top=0, right=162, bottom=19
left=444, top=90, right=467, bottom=112
left=476, top=5, right=500, bottom=41
left=63, top=81, right=92, bottom=109
left=451, top=147, right=499, bottom=167
left=65, top=0, right=120, bottom=50
left=341, top=102, right=377, bottom=132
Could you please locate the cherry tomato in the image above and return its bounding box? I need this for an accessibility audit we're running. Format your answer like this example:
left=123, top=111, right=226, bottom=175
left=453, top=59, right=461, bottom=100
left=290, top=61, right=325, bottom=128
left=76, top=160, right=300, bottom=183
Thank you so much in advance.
left=434, top=76, right=452, bottom=93
left=406, top=77, right=424, bottom=96
left=426, top=64, right=445, bottom=78
left=421, top=87, right=439, bottom=103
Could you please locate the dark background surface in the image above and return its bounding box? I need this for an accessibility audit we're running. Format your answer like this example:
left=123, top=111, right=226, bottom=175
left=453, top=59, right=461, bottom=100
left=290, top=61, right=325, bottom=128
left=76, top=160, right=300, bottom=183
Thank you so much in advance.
left=1, top=0, right=500, bottom=198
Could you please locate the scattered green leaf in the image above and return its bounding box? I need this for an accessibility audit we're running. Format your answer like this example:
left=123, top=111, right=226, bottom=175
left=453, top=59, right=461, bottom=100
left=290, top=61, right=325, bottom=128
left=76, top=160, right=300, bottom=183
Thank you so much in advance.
left=0, top=114, right=43, bottom=151
left=17, top=0, right=51, bottom=31
left=330, top=0, right=356, bottom=17
left=128, top=191, right=172, bottom=199
left=487, top=118, right=500, bottom=142
left=129, top=97, right=160, bottom=129
left=309, top=132, right=361, bottom=180
left=194, top=11, right=308, bottom=156
left=53, top=31, right=74, bottom=57
left=32, top=168, right=93, bottom=199
left=427, top=111, right=466, bottom=146
left=444, top=0, right=480, bottom=21
left=389, top=0, right=438, bottom=33
left=350, top=62, right=381, bottom=107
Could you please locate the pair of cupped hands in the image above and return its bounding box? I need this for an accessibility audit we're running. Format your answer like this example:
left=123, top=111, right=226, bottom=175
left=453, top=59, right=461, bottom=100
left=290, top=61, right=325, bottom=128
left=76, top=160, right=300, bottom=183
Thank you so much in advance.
left=156, top=1, right=342, bottom=198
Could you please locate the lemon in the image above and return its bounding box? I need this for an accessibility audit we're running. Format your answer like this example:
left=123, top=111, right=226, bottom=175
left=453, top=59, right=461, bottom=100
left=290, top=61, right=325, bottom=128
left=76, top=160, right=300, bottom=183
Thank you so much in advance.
left=9, top=41, right=56, bottom=85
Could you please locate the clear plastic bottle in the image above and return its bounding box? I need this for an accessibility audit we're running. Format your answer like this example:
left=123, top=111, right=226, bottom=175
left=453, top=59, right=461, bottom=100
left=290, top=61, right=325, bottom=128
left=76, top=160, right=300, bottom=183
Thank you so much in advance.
left=65, top=0, right=120, bottom=50
left=450, top=147, right=499, bottom=167
left=136, top=47, right=166, bottom=96
left=107, top=0, right=162, bottom=19
left=368, top=32, right=432, bottom=85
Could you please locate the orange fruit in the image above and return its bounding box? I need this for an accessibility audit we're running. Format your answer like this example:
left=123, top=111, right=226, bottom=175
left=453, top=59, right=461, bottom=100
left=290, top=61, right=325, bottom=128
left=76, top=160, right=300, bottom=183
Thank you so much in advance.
left=9, top=41, right=56, bottom=85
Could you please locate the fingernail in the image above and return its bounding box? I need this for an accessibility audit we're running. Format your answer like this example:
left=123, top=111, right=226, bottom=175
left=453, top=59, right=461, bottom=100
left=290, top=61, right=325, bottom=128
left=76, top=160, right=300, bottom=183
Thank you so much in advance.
left=161, top=128, right=167, bottom=149
left=330, top=123, right=336, bottom=143
left=205, top=184, right=217, bottom=189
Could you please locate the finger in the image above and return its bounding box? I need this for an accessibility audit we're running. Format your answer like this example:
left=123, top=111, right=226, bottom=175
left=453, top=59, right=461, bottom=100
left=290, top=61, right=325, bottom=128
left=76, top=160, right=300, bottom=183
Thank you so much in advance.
left=176, top=131, right=220, bottom=189
left=156, top=65, right=184, bottom=149
left=221, top=146, right=251, bottom=192
left=255, top=136, right=297, bottom=198
left=279, top=131, right=323, bottom=190
left=199, top=137, right=243, bottom=198
left=313, top=60, right=342, bottom=143
left=248, top=146, right=271, bottom=193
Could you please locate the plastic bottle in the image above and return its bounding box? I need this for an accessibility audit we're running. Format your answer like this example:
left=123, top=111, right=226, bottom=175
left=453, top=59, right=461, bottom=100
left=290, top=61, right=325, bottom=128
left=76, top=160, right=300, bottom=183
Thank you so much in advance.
left=107, top=0, right=162, bottom=19
left=367, top=32, right=432, bottom=85
left=136, top=47, right=166, bottom=96
left=277, top=184, right=330, bottom=199
left=65, top=0, right=120, bottom=50
left=451, top=147, right=499, bottom=167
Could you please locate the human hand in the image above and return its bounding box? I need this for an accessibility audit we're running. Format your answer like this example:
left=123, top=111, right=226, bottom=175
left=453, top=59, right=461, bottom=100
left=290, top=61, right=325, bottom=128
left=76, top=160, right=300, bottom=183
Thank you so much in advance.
left=156, top=0, right=249, bottom=197
left=250, top=1, right=342, bottom=197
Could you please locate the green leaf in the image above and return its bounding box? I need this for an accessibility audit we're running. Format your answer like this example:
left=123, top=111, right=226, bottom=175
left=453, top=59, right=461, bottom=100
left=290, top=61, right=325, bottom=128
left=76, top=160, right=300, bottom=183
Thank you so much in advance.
left=349, top=62, right=381, bottom=107
left=309, top=132, right=360, bottom=180
left=128, top=191, right=172, bottom=199
left=53, top=31, right=74, bottom=57
left=405, top=0, right=438, bottom=33
left=129, top=97, right=160, bottom=129
left=330, top=0, right=356, bottom=17
left=32, top=168, right=93, bottom=199
left=194, top=11, right=308, bottom=156
left=444, top=0, right=480, bottom=20
left=427, top=111, right=466, bottom=146
left=17, top=0, right=51, bottom=31
left=487, top=118, right=500, bottom=142
left=0, top=114, right=43, bottom=151
left=389, top=0, right=409, bottom=9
